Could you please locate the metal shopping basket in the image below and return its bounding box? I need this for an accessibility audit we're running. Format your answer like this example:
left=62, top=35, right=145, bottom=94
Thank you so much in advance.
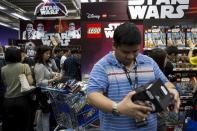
left=41, top=87, right=99, bottom=131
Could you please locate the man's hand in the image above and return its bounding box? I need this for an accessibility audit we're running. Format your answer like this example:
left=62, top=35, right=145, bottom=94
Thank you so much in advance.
left=188, top=40, right=196, bottom=49
left=117, top=91, right=152, bottom=120
left=167, top=88, right=180, bottom=113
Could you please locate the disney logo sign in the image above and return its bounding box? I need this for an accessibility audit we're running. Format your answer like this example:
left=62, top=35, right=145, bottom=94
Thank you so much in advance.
left=86, top=13, right=100, bottom=19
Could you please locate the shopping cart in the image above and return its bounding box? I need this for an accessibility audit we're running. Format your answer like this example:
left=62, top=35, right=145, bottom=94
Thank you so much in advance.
left=41, top=87, right=99, bottom=131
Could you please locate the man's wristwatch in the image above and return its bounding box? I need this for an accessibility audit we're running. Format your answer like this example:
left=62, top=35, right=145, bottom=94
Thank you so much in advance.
left=112, top=102, right=120, bottom=116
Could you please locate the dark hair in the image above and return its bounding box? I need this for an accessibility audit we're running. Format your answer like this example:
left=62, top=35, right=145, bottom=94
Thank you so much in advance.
left=5, top=47, right=21, bottom=63
left=63, top=48, right=69, bottom=53
left=71, top=49, right=80, bottom=54
left=54, top=48, right=62, bottom=54
left=166, top=46, right=178, bottom=55
left=113, top=22, right=141, bottom=47
left=34, top=45, right=51, bottom=64
left=149, top=48, right=167, bottom=71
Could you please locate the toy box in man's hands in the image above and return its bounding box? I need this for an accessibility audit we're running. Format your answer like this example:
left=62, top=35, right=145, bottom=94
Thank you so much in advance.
left=132, top=79, right=172, bottom=113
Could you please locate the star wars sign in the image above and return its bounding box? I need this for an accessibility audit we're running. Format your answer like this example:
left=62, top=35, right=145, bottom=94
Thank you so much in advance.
left=34, top=2, right=68, bottom=18
left=128, top=0, right=189, bottom=19
left=40, top=5, right=59, bottom=15
left=104, top=23, right=123, bottom=38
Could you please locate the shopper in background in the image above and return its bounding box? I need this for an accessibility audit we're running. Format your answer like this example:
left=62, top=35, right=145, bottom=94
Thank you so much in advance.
left=34, top=45, right=61, bottom=131
left=60, top=48, right=70, bottom=78
left=188, top=42, right=197, bottom=66
left=21, top=48, right=35, bottom=68
left=87, top=22, right=180, bottom=131
left=63, top=49, right=81, bottom=81
left=60, top=48, right=70, bottom=68
left=149, top=48, right=167, bottom=71
left=166, top=46, right=178, bottom=64
left=53, top=47, right=63, bottom=71
left=1, top=47, right=34, bottom=131
left=50, top=35, right=60, bottom=72
left=165, top=46, right=179, bottom=81
left=148, top=48, right=175, bottom=131
left=49, top=57, right=59, bottom=72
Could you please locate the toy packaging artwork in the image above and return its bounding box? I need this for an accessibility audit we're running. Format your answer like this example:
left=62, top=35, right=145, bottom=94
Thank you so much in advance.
left=167, top=25, right=186, bottom=47
left=132, top=79, right=172, bottom=113
left=186, top=27, right=197, bottom=46
left=144, top=26, right=166, bottom=48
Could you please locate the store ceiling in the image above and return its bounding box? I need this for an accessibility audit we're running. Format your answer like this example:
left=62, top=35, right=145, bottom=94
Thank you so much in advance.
left=0, top=0, right=119, bottom=30
left=0, top=0, right=81, bottom=30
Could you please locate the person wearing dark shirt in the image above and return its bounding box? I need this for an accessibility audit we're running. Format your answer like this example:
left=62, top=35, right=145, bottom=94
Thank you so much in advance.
left=53, top=48, right=63, bottom=71
left=148, top=47, right=174, bottom=80
left=149, top=48, right=178, bottom=131
left=165, top=46, right=178, bottom=81
left=21, top=50, right=35, bottom=68
left=63, top=49, right=81, bottom=81
left=166, top=46, right=178, bottom=64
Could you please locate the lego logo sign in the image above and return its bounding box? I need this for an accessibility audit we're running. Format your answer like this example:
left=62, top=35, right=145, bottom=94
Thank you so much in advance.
left=88, top=28, right=101, bottom=34
left=87, top=23, right=102, bottom=38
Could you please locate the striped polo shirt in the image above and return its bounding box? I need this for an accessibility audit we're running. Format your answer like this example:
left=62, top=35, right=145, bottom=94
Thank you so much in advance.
left=87, top=52, right=168, bottom=131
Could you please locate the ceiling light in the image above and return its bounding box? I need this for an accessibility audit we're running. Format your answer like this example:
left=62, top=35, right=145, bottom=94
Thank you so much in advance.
left=11, top=13, right=30, bottom=20
left=13, top=27, right=19, bottom=30
left=42, top=0, right=49, bottom=3
left=0, top=5, right=6, bottom=10
left=0, top=22, right=10, bottom=27
left=81, top=0, right=89, bottom=3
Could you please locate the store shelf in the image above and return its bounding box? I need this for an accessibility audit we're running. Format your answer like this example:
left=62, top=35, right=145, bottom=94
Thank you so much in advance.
left=143, top=47, right=165, bottom=50
left=144, top=47, right=197, bottom=51
left=180, top=95, right=193, bottom=99
left=178, top=47, right=197, bottom=50
left=173, top=68, right=197, bottom=72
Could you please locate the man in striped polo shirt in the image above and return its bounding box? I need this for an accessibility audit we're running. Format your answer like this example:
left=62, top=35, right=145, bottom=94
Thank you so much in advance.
left=87, top=22, right=180, bottom=131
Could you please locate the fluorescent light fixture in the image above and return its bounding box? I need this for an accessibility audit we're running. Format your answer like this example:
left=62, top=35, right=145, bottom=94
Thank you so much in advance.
left=0, top=5, right=6, bottom=10
left=81, top=0, right=89, bottom=3
left=0, top=22, right=10, bottom=27
left=13, top=27, right=19, bottom=30
left=42, top=0, right=49, bottom=3
left=11, top=13, right=30, bottom=20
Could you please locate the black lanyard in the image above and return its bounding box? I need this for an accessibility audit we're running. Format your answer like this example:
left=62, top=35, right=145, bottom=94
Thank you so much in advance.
left=122, top=65, right=138, bottom=89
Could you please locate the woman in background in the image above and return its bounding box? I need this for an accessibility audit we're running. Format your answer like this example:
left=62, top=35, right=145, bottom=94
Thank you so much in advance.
left=34, top=45, right=60, bottom=131
left=1, top=47, right=34, bottom=131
